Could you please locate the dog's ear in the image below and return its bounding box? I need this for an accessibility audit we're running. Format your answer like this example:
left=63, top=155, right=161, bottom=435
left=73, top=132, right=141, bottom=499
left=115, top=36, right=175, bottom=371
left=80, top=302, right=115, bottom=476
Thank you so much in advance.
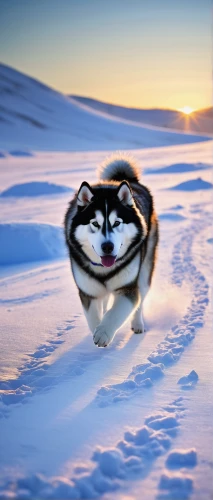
left=117, top=181, right=133, bottom=206
left=77, top=182, right=94, bottom=207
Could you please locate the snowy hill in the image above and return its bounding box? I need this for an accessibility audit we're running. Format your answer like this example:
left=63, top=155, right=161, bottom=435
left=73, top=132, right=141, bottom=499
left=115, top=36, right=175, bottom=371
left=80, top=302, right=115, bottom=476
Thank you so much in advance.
left=71, top=95, right=213, bottom=137
left=0, top=63, right=210, bottom=152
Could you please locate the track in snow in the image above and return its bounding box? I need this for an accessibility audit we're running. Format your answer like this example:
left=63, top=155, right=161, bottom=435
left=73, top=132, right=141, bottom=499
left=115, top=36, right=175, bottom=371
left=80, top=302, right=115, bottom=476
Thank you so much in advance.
left=0, top=395, right=198, bottom=499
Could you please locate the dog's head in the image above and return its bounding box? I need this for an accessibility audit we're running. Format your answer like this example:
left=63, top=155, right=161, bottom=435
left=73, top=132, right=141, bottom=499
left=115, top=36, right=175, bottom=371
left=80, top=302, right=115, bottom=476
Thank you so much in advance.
left=71, top=181, right=147, bottom=268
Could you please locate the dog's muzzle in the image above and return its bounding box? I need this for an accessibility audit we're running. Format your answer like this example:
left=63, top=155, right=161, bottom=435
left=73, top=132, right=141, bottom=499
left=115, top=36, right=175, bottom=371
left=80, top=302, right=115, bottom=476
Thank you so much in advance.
left=101, top=241, right=116, bottom=267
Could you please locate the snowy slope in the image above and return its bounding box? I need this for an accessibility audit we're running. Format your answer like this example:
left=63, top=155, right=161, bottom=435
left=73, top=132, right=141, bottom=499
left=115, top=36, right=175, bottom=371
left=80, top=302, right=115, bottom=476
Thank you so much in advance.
left=0, top=137, right=212, bottom=499
left=0, top=63, right=210, bottom=152
left=71, top=96, right=213, bottom=137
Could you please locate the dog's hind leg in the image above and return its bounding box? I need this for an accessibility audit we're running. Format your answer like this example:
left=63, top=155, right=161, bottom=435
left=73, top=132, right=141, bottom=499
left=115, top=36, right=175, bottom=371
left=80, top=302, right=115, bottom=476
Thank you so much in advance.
left=131, top=213, right=158, bottom=334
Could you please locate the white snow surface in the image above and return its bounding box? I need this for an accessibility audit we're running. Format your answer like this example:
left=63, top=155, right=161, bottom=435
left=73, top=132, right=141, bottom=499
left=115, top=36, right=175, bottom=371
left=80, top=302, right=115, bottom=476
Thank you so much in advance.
left=0, top=67, right=213, bottom=500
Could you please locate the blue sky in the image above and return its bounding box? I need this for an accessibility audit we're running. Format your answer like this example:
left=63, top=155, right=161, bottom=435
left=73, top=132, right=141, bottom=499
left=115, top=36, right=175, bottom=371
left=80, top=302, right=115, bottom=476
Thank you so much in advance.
left=0, top=0, right=212, bottom=109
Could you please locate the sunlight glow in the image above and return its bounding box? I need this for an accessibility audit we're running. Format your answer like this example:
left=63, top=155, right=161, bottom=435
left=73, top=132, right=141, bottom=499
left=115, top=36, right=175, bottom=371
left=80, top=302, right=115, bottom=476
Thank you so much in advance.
left=179, top=106, right=194, bottom=115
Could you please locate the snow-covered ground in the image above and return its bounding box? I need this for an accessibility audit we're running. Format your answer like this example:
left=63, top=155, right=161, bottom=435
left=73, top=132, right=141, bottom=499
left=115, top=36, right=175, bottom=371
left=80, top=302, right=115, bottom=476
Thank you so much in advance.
left=0, top=139, right=212, bottom=500
left=0, top=65, right=213, bottom=500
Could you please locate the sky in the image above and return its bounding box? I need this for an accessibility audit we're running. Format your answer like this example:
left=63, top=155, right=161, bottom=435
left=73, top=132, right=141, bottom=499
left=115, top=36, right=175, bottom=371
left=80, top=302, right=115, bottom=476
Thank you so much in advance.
left=0, top=0, right=212, bottom=110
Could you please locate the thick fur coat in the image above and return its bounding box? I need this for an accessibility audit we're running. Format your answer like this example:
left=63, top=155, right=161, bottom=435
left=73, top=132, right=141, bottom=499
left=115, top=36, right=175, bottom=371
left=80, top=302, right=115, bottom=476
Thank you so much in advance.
left=64, top=154, right=158, bottom=347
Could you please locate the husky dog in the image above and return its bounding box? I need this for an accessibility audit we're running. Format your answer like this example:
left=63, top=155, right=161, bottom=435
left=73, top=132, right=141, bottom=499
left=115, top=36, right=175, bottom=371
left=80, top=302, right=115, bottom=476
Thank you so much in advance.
left=64, top=154, right=158, bottom=347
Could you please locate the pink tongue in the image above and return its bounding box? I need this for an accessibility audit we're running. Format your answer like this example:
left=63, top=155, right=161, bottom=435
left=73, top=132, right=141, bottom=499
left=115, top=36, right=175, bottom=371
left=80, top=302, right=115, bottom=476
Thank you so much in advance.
left=101, top=256, right=116, bottom=267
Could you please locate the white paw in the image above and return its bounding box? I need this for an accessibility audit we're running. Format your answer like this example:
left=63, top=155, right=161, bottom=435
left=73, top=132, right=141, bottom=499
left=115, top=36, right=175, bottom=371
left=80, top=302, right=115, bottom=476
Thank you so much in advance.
left=93, top=325, right=114, bottom=347
left=131, top=319, right=146, bottom=334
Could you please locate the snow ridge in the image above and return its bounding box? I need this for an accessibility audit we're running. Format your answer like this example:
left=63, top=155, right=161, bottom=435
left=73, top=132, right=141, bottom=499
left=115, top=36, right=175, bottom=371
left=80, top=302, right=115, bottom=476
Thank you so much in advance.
left=0, top=223, right=66, bottom=266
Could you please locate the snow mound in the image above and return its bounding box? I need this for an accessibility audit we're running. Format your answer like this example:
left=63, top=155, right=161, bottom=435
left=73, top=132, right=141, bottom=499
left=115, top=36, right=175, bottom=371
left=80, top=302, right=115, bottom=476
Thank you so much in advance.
left=159, top=472, right=193, bottom=495
left=169, top=177, right=213, bottom=191
left=0, top=181, right=73, bottom=197
left=144, top=162, right=210, bottom=175
left=166, top=448, right=197, bottom=468
left=169, top=204, right=184, bottom=210
left=0, top=223, right=66, bottom=265
left=159, top=213, right=186, bottom=222
left=177, top=370, right=198, bottom=389
left=0, top=151, right=6, bottom=158
left=9, top=150, right=33, bottom=157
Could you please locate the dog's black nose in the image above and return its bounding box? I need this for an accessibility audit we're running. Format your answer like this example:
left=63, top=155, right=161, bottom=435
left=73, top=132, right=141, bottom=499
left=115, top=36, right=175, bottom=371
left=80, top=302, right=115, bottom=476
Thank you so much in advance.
left=101, top=241, right=114, bottom=254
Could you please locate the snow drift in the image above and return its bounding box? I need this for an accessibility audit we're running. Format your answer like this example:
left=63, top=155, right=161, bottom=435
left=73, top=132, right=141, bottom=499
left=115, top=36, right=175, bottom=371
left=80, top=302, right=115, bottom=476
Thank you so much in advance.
left=169, top=177, right=213, bottom=191
left=144, top=162, right=210, bottom=175
left=0, top=181, right=73, bottom=197
left=9, top=150, right=34, bottom=157
left=0, top=223, right=66, bottom=265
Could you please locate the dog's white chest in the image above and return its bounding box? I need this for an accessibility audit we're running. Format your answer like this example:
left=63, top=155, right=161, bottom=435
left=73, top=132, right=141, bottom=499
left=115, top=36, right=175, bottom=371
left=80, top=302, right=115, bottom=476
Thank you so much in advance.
left=72, top=253, right=140, bottom=297
left=72, top=259, right=105, bottom=296
left=106, top=253, right=140, bottom=292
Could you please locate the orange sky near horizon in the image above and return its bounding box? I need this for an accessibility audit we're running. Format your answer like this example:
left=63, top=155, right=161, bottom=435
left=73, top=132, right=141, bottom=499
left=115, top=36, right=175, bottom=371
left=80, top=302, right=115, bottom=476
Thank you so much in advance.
left=0, top=0, right=212, bottom=111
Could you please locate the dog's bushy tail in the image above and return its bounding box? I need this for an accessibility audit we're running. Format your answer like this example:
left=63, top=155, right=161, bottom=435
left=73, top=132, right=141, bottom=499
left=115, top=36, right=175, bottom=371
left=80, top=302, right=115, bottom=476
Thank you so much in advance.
left=99, top=153, right=140, bottom=183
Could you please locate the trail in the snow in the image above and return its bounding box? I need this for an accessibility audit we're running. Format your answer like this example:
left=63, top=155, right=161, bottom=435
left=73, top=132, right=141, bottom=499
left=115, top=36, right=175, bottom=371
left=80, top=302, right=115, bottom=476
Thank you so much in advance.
left=0, top=319, right=75, bottom=412
left=96, top=208, right=209, bottom=407
left=0, top=318, right=126, bottom=415
left=0, top=288, right=60, bottom=306
left=0, top=396, right=197, bottom=499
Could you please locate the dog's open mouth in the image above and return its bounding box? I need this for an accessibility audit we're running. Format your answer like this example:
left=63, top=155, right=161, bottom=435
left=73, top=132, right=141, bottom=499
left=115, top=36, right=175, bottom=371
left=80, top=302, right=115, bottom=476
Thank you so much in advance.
left=101, top=256, right=116, bottom=267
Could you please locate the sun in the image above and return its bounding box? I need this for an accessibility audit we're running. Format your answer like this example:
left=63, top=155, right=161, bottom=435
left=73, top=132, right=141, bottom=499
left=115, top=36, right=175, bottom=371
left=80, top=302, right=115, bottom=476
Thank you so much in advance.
left=179, top=106, right=194, bottom=115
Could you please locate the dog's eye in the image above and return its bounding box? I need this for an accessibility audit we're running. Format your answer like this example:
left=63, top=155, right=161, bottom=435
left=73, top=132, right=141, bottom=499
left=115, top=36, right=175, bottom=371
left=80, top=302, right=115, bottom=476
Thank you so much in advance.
left=91, top=221, right=100, bottom=228
left=113, top=221, right=121, bottom=228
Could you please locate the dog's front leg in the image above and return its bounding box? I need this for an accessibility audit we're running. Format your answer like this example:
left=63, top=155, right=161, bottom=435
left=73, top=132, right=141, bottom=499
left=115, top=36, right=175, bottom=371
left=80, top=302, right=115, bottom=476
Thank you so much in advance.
left=79, top=290, right=103, bottom=333
left=93, top=287, right=139, bottom=347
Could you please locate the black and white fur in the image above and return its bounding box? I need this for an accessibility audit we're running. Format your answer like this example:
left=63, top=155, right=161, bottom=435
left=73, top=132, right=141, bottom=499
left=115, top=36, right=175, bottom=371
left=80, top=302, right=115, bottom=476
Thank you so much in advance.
left=64, top=154, right=158, bottom=347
